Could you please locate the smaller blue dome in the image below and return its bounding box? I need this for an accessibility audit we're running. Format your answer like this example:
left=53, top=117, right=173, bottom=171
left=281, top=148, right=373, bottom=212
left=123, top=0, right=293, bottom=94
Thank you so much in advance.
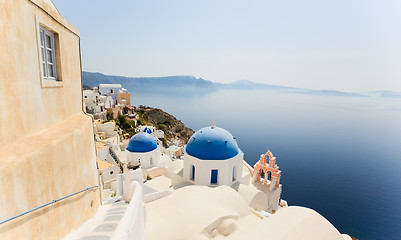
left=126, top=132, right=157, bottom=153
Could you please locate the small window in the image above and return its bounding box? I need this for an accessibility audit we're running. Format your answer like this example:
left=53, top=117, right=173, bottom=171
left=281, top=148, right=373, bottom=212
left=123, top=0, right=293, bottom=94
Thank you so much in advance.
left=39, top=26, right=58, bottom=80
left=150, top=157, right=153, bottom=165
left=232, top=167, right=236, bottom=182
left=190, top=165, right=195, bottom=181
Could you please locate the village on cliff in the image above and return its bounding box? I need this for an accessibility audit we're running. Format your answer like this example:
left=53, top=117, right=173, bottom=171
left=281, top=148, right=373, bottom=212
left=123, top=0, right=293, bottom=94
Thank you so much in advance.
left=0, top=1, right=355, bottom=240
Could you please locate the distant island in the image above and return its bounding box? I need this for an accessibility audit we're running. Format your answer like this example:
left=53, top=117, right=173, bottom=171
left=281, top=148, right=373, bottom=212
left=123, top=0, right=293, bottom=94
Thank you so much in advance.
left=82, top=71, right=401, bottom=98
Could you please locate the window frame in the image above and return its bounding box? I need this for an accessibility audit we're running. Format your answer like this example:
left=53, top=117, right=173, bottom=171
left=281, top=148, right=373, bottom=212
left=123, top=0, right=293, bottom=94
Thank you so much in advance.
left=39, top=26, right=58, bottom=80
left=36, top=15, right=63, bottom=88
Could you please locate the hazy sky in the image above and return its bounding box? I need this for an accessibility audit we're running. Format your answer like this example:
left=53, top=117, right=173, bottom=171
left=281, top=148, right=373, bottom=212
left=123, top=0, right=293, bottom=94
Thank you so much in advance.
left=52, top=0, right=401, bottom=91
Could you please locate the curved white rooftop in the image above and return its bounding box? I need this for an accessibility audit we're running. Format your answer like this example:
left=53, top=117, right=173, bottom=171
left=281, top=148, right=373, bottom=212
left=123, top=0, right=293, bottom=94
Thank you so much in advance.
left=145, top=185, right=348, bottom=240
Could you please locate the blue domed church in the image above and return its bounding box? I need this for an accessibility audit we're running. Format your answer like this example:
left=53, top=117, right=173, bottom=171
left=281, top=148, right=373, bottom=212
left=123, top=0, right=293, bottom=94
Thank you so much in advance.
left=183, top=125, right=244, bottom=186
left=126, top=132, right=161, bottom=169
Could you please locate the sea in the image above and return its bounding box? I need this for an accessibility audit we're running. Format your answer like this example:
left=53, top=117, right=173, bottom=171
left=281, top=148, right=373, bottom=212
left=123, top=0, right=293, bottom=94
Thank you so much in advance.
left=133, top=88, right=401, bottom=240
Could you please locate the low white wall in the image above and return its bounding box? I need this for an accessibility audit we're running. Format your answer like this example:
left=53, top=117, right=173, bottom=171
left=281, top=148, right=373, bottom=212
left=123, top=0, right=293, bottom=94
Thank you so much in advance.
left=112, top=181, right=146, bottom=240
left=235, top=183, right=268, bottom=211
left=144, top=190, right=173, bottom=203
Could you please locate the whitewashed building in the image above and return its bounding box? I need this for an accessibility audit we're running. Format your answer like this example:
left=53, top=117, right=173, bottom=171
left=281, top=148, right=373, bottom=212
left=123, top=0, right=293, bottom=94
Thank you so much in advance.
left=104, top=91, right=115, bottom=108
left=183, top=126, right=244, bottom=186
left=83, top=88, right=106, bottom=120
left=99, top=84, right=122, bottom=104
left=126, top=132, right=161, bottom=169
left=136, top=126, right=165, bottom=139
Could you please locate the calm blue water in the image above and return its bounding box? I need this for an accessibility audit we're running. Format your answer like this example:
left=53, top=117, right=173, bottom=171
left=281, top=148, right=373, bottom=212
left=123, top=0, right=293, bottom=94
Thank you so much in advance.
left=133, top=89, right=401, bottom=240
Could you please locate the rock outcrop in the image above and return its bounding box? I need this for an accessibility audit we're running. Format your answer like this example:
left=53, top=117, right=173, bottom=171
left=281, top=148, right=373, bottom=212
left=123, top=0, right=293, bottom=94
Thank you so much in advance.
left=141, top=107, right=194, bottom=146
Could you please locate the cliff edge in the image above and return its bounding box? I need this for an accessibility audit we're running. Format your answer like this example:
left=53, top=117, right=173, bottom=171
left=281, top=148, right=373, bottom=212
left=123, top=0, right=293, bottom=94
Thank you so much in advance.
left=138, top=106, right=194, bottom=146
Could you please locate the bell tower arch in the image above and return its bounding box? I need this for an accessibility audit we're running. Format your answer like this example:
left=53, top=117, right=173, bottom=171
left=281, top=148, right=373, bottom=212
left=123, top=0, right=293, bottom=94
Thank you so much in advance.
left=251, top=150, right=281, bottom=191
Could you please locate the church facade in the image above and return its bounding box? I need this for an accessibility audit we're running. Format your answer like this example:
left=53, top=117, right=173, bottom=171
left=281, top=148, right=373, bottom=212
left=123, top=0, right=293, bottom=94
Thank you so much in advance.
left=183, top=126, right=244, bottom=186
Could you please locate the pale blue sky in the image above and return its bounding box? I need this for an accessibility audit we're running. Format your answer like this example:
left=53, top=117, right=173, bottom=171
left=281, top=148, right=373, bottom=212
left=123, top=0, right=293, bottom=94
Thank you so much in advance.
left=52, top=0, right=401, bottom=91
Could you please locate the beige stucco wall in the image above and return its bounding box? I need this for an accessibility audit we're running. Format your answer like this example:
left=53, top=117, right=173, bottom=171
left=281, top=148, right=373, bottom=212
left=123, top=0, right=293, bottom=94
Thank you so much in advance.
left=0, top=0, right=100, bottom=239
left=117, top=92, right=131, bottom=106
left=0, top=115, right=100, bottom=239
left=0, top=0, right=83, bottom=144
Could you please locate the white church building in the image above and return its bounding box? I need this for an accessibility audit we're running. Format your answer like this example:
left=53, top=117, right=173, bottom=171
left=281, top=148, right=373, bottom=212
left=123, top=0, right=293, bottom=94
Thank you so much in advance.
left=126, top=132, right=161, bottom=169
left=183, top=125, right=244, bottom=186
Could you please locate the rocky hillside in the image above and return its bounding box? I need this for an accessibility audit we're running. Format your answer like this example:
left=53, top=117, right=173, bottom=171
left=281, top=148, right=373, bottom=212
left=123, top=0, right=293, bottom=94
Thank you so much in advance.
left=139, top=107, right=194, bottom=146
